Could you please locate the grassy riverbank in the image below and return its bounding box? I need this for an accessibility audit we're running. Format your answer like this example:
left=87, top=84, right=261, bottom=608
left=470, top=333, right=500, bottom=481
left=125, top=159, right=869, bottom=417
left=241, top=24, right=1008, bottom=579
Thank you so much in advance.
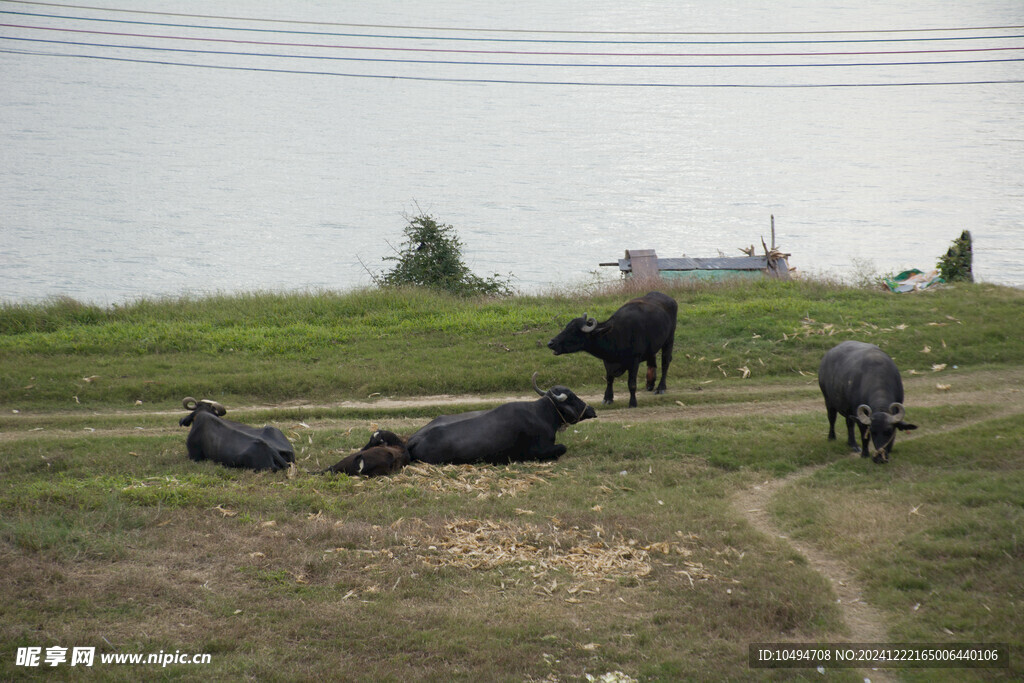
left=2, top=278, right=1021, bottom=409
left=2, top=279, right=1022, bottom=680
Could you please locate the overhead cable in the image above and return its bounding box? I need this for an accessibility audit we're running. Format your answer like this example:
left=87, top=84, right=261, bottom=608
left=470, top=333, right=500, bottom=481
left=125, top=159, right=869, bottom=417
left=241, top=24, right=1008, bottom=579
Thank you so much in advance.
left=5, top=35, right=1023, bottom=70
left=3, top=9, right=1024, bottom=45
left=1, top=0, right=1023, bottom=36
left=4, top=23, right=1024, bottom=58
left=4, top=46, right=1022, bottom=88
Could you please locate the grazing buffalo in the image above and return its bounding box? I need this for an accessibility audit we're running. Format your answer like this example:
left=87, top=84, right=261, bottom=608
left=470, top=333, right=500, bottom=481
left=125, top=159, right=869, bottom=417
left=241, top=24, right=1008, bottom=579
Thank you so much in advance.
left=323, top=430, right=410, bottom=477
left=818, top=341, right=918, bottom=464
left=548, top=291, right=677, bottom=407
left=405, top=373, right=596, bottom=465
left=178, top=397, right=295, bottom=471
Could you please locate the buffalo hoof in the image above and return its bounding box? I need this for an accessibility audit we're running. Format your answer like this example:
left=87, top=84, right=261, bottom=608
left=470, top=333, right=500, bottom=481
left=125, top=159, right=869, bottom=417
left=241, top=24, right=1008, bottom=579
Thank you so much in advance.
left=654, top=387, right=666, bottom=395
left=602, top=399, right=614, bottom=405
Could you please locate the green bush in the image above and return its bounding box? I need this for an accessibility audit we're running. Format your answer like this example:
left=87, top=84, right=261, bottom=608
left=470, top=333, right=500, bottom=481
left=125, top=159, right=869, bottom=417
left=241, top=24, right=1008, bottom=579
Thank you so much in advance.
left=937, top=230, right=973, bottom=282
left=379, top=214, right=514, bottom=297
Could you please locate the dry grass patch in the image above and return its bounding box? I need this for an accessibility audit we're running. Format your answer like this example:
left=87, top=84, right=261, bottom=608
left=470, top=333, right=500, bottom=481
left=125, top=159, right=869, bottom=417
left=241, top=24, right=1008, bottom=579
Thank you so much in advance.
left=390, top=517, right=718, bottom=601
left=309, top=505, right=726, bottom=598
left=354, top=461, right=562, bottom=498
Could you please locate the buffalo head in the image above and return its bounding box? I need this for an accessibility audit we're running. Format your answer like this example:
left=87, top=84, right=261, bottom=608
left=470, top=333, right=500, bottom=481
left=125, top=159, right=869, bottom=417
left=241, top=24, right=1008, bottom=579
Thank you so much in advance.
left=855, top=402, right=918, bottom=464
left=531, top=372, right=597, bottom=427
left=547, top=313, right=598, bottom=355
left=361, top=429, right=406, bottom=451
left=179, top=396, right=227, bottom=427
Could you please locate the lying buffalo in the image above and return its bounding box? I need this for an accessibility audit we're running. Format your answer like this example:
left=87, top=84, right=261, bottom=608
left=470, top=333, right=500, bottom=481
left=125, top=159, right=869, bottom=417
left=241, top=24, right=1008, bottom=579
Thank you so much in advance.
left=322, top=430, right=410, bottom=477
left=406, top=373, right=596, bottom=465
left=818, top=341, right=918, bottom=464
left=548, top=291, right=677, bottom=407
left=179, top=397, right=295, bottom=471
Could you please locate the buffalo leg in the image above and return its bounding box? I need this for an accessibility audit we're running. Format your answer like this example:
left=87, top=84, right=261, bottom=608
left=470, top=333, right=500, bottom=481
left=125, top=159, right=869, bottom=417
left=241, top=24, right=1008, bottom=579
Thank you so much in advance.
left=627, top=362, right=640, bottom=408
left=844, top=416, right=861, bottom=452
left=645, top=362, right=657, bottom=392
left=826, top=405, right=838, bottom=440
left=525, top=443, right=567, bottom=462
left=857, top=424, right=871, bottom=458
left=272, top=449, right=292, bottom=471
left=656, top=341, right=672, bottom=394
left=603, top=374, right=615, bottom=405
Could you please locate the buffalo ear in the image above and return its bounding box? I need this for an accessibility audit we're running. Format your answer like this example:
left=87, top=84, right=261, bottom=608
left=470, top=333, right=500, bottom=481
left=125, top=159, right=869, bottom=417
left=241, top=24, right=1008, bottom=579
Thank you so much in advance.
left=897, top=422, right=918, bottom=431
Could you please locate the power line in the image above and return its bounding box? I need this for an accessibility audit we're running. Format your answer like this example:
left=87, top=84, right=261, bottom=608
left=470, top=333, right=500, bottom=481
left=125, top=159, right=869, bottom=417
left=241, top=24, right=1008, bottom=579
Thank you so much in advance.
left=4, top=9, right=1024, bottom=45
left=5, top=23, right=1024, bottom=58
left=2, top=0, right=1023, bottom=36
left=5, top=35, right=1023, bottom=70
left=5, top=46, right=1023, bottom=88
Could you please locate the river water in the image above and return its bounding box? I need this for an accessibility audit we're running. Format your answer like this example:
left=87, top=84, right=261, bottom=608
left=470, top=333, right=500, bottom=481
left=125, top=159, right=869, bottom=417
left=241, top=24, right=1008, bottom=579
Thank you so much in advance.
left=2, top=1, right=1022, bottom=304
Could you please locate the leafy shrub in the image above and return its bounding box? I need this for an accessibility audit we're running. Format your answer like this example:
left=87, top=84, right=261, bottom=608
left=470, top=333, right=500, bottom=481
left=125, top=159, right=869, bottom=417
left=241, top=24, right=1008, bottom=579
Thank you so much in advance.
left=379, top=214, right=514, bottom=297
left=937, top=230, right=973, bottom=283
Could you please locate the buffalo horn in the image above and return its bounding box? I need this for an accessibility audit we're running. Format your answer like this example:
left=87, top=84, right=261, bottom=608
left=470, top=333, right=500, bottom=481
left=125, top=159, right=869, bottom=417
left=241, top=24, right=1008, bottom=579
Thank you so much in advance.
left=580, top=314, right=597, bottom=333
left=182, top=396, right=198, bottom=410
left=889, top=402, right=906, bottom=423
left=201, top=399, right=227, bottom=416
left=856, top=404, right=872, bottom=425
left=531, top=371, right=546, bottom=396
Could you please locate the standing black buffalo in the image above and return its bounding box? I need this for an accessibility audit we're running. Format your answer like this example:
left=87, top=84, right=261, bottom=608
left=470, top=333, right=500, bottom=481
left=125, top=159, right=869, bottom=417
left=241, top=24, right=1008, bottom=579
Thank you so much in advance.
left=322, top=430, right=410, bottom=477
left=179, top=397, right=295, bottom=471
left=818, top=341, right=918, bottom=464
left=405, top=373, right=596, bottom=465
left=548, top=291, right=677, bottom=407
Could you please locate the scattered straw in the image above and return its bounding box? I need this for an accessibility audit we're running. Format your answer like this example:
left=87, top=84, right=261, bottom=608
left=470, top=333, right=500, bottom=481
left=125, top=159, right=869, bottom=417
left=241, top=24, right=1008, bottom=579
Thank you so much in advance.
left=414, top=519, right=649, bottom=581
left=404, top=518, right=716, bottom=588
left=788, top=318, right=910, bottom=341
left=388, top=462, right=559, bottom=498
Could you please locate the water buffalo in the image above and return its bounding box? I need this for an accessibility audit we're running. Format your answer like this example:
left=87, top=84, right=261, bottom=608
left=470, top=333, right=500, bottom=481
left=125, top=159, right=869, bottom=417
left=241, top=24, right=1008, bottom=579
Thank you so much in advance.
left=322, top=430, right=410, bottom=477
left=405, top=373, right=596, bottom=465
left=818, top=341, right=918, bottom=464
left=178, top=397, right=295, bottom=471
left=548, top=291, right=677, bottom=407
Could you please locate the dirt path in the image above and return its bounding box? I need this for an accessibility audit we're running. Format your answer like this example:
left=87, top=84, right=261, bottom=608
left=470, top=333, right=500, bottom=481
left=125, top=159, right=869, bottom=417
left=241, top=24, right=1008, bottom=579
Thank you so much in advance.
left=4, top=368, right=1018, bottom=444
left=734, top=468, right=898, bottom=682
left=730, top=392, right=1024, bottom=683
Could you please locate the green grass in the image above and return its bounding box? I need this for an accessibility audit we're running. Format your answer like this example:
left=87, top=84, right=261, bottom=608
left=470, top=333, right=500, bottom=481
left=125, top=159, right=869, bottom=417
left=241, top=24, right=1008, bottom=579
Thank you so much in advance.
left=1, top=279, right=1022, bottom=680
left=3, top=279, right=1020, bottom=409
